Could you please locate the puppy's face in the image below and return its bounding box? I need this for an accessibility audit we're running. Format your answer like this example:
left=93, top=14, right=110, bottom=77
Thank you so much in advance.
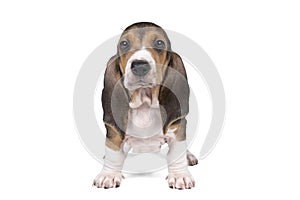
left=117, top=26, right=171, bottom=91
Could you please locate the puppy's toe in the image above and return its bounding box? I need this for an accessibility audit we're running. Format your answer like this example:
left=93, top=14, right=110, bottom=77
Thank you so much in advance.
left=175, top=177, right=185, bottom=189
left=183, top=176, right=195, bottom=189
left=103, top=177, right=114, bottom=188
left=113, top=176, right=122, bottom=188
left=93, top=174, right=105, bottom=188
left=167, top=176, right=176, bottom=189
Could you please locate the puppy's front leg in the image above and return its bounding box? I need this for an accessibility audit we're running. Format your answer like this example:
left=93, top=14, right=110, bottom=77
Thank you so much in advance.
left=166, top=119, right=195, bottom=189
left=93, top=125, right=126, bottom=188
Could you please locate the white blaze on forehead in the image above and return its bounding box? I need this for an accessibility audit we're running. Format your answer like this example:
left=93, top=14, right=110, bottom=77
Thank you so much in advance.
left=125, top=49, right=156, bottom=74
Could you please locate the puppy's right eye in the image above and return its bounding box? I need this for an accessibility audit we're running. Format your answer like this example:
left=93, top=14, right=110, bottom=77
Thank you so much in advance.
left=120, top=40, right=130, bottom=51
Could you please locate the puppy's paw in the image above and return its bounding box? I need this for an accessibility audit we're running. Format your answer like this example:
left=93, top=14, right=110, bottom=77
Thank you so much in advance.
left=93, top=171, right=124, bottom=189
left=166, top=171, right=195, bottom=190
left=187, top=152, right=198, bottom=166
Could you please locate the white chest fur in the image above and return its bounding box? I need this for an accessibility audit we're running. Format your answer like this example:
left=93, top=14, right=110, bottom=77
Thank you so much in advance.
left=126, top=103, right=163, bottom=138
left=124, top=88, right=174, bottom=153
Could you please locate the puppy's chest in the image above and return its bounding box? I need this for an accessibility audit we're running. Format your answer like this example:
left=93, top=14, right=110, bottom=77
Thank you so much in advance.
left=124, top=88, right=173, bottom=153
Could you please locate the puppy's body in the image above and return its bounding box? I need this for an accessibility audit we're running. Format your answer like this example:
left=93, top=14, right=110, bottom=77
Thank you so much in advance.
left=93, top=22, right=198, bottom=189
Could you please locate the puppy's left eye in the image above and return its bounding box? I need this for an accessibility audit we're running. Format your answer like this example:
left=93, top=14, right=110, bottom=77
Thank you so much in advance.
left=120, top=40, right=130, bottom=51
left=153, top=40, right=165, bottom=50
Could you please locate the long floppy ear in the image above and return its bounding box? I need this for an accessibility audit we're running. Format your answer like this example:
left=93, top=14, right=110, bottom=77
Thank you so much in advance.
left=102, top=55, right=129, bottom=141
left=159, top=52, right=189, bottom=135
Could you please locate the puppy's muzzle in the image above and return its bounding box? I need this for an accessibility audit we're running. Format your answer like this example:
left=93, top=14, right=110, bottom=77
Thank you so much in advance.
left=131, top=60, right=151, bottom=77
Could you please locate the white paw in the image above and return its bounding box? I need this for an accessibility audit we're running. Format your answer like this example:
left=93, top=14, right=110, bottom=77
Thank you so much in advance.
left=93, top=171, right=124, bottom=189
left=166, top=172, right=195, bottom=190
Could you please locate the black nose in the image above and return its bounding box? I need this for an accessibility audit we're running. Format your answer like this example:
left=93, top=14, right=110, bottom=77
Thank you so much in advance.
left=131, top=60, right=150, bottom=76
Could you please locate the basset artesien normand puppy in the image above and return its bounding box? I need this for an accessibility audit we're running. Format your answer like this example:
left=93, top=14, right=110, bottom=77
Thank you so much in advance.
left=93, top=22, right=198, bottom=190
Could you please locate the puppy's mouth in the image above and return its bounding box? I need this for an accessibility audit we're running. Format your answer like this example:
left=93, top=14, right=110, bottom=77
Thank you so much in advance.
left=136, top=80, right=154, bottom=87
left=126, top=79, right=156, bottom=90
left=127, top=75, right=156, bottom=90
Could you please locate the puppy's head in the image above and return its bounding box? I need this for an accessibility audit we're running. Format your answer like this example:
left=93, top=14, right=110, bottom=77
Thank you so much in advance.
left=117, top=22, right=171, bottom=91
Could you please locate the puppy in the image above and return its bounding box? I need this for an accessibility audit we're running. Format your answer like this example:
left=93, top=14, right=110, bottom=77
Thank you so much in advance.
left=93, top=22, right=198, bottom=189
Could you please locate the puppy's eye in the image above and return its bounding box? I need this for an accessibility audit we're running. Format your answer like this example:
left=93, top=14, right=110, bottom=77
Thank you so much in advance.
left=153, top=40, right=165, bottom=50
left=120, top=40, right=130, bottom=51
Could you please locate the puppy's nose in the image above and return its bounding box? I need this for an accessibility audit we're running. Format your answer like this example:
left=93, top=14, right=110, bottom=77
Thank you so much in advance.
left=131, top=60, right=150, bottom=76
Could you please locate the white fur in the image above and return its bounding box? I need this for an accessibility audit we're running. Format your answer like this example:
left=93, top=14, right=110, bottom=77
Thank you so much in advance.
left=124, top=134, right=166, bottom=153
left=167, top=140, right=188, bottom=173
left=166, top=140, right=195, bottom=189
left=125, top=86, right=165, bottom=153
left=125, top=101, right=164, bottom=152
left=124, top=113, right=177, bottom=153
left=102, top=146, right=126, bottom=172
left=93, top=147, right=126, bottom=188
left=126, top=103, right=163, bottom=137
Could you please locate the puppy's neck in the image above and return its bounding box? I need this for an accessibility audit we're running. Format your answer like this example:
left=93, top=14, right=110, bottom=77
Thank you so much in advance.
left=129, top=86, right=160, bottom=108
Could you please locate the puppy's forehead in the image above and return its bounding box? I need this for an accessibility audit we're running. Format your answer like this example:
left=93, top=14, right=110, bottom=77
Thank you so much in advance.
left=122, top=26, right=164, bottom=37
left=120, top=27, right=169, bottom=46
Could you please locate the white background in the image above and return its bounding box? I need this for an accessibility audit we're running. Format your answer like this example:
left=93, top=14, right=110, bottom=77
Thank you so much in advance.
left=0, top=0, right=299, bottom=199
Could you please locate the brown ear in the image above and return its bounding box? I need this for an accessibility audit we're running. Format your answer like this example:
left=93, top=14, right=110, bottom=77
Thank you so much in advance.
left=102, top=55, right=129, bottom=140
left=159, top=52, right=189, bottom=134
